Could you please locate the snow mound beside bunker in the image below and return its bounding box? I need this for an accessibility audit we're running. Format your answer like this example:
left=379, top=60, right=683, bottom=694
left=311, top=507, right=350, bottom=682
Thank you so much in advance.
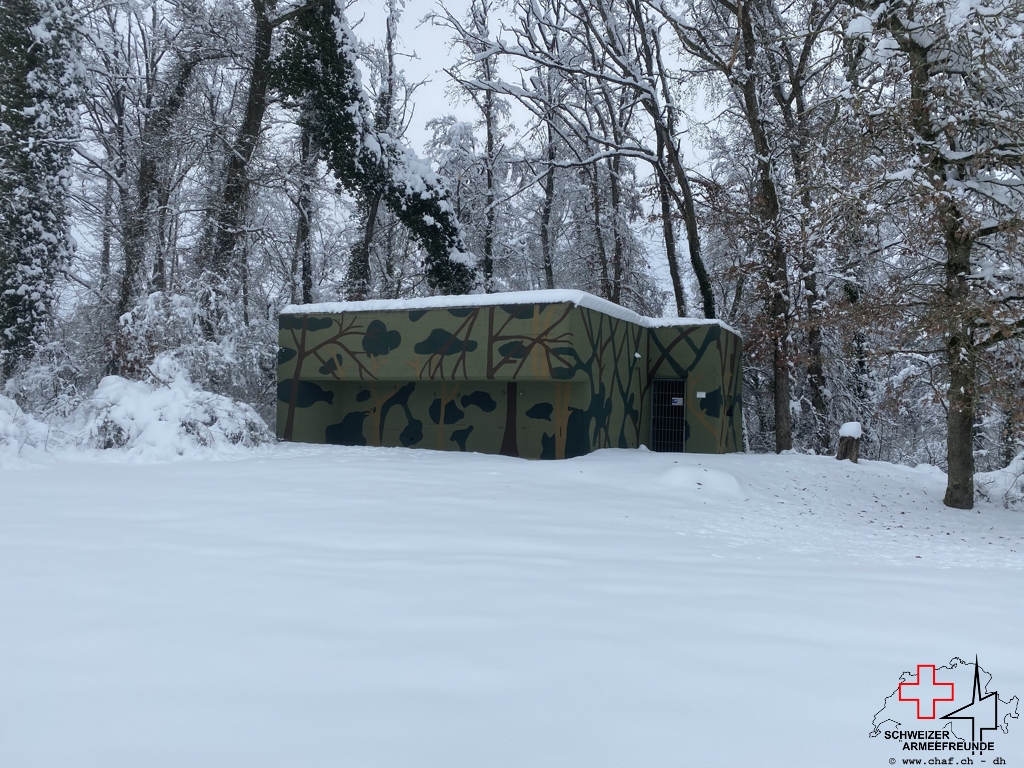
left=76, top=355, right=272, bottom=459
left=660, top=464, right=744, bottom=498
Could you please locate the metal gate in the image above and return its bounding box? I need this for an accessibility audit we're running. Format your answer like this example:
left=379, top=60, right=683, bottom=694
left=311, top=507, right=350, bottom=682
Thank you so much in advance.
left=651, top=379, right=687, bottom=452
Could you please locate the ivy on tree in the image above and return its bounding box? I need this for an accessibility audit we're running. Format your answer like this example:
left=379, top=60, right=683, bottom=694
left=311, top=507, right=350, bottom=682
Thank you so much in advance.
left=0, top=0, right=78, bottom=378
left=275, top=0, right=474, bottom=296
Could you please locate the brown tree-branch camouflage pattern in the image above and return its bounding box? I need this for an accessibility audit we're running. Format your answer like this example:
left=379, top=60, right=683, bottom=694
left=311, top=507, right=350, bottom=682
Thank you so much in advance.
left=277, top=297, right=742, bottom=457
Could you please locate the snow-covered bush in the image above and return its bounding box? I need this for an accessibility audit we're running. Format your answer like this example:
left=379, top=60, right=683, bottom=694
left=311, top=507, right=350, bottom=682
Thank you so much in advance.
left=976, top=454, right=1024, bottom=510
left=113, top=291, right=278, bottom=422
left=75, top=355, right=272, bottom=459
left=0, top=394, right=51, bottom=464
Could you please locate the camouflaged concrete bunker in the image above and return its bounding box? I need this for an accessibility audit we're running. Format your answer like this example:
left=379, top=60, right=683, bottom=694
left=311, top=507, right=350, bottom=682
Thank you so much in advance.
left=277, top=290, right=742, bottom=459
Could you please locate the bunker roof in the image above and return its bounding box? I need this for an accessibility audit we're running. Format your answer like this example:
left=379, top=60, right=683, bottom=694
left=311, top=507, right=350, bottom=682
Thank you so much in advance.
left=282, top=289, right=741, bottom=338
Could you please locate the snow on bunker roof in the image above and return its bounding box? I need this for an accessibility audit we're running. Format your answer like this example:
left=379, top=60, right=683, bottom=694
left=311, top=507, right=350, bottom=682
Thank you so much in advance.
left=282, top=289, right=741, bottom=337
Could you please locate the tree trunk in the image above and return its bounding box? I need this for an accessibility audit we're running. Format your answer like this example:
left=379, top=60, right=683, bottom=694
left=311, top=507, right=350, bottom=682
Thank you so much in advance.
left=608, top=154, right=623, bottom=305
left=111, top=58, right=199, bottom=373
left=673, top=152, right=715, bottom=319
left=624, top=3, right=714, bottom=318
left=295, top=128, right=315, bottom=304
left=771, top=271, right=794, bottom=453
left=758, top=0, right=830, bottom=455
left=899, top=27, right=977, bottom=509
left=943, top=219, right=975, bottom=509
left=656, top=133, right=686, bottom=317
left=100, top=175, right=113, bottom=279
left=736, top=0, right=791, bottom=452
left=482, top=88, right=497, bottom=292
left=346, top=194, right=382, bottom=301
left=783, top=102, right=829, bottom=454
left=539, top=125, right=556, bottom=290
left=803, top=266, right=829, bottom=453
left=836, top=435, right=860, bottom=463
left=241, top=238, right=250, bottom=326
left=151, top=182, right=171, bottom=292
left=204, top=0, right=275, bottom=279
left=945, top=345, right=975, bottom=508
left=590, top=168, right=612, bottom=300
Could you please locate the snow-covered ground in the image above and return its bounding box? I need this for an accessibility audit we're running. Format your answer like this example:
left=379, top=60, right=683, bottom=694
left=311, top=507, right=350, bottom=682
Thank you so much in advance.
left=1, top=445, right=1022, bottom=767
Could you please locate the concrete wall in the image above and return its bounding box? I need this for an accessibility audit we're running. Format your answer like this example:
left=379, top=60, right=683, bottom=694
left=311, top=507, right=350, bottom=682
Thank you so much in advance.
left=641, top=324, right=744, bottom=453
left=277, top=301, right=742, bottom=456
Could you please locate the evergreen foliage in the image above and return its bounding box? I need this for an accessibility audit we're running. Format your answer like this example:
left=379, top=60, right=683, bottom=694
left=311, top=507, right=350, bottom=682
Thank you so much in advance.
left=0, top=0, right=78, bottom=378
left=275, top=0, right=474, bottom=295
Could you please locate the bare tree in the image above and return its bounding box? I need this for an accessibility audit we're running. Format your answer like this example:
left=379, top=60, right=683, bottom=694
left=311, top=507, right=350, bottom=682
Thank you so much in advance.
left=438, top=0, right=716, bottom=315
left=846, top=0, right=1024, bottom=507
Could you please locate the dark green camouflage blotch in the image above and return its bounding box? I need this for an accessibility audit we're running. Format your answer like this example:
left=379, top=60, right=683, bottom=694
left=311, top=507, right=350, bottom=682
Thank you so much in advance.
left=699, top=388, right=722, bottom=418
left=461, top=390, right=497, bottom=412
left=280, top=315, right=332, bottom=332
left=277, top=380, right=334, bottom=408
left=451, top=426, right=474, bottom=451
left=326, top=411, right=368, bottom=446
left=362, top=320, right=401, bottom=357
left=414, top=328, right=478, bottom=356
left=501, top=304, right=535, bottom=319
left=525, top=403, right=553, bottom=421
left=498, top=341, right=529, bottom=359
left=429, top=398, right=465, bottom=425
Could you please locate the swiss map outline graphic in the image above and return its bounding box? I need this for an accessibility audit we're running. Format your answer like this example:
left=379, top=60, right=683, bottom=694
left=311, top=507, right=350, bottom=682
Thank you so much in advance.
left=870, top=656, right=1019, bottom=740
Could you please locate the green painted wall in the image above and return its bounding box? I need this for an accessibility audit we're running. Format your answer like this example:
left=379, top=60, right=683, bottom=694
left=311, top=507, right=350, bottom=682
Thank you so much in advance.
left=277, top=300, right=742, bottom=457
left=642, top=324, right=744, bottom=453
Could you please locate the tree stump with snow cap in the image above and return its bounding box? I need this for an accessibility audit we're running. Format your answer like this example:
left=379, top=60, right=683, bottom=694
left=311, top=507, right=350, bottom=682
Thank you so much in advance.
left=836, top=421, right=862, bottom=463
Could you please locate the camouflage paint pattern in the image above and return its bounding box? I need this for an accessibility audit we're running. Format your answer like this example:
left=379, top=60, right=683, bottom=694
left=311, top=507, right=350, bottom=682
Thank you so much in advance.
left=277, top=301, right=742, bottom=457
left=644, top=325, right=744, bottom=453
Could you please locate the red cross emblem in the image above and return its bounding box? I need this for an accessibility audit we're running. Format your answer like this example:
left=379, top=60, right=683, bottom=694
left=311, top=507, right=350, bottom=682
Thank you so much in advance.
left=899, top=664, right=955, bottom=719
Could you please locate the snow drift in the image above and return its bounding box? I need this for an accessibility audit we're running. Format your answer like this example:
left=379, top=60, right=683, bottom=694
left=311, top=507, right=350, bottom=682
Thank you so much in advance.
left=977, top=452, right=1024, bottom=509
left=2, top=446, right=1022, bottom=767
left=0, top=394, right=50, bottom=465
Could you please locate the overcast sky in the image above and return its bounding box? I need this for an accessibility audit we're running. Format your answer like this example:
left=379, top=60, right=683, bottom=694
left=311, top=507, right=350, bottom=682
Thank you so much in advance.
left=344, top=0, right=695, bottom=311
left=346, top=0, right=711, bottom=161
left=348, top=0, right=483, bottom=154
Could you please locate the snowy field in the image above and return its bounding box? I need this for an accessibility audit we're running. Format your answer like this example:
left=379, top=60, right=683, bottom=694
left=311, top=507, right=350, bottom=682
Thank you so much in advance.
left=2, top=445, right=1023, bottom=767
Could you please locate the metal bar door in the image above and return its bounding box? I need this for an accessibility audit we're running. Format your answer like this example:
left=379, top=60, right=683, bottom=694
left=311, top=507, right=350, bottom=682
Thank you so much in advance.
left=651, top=379, right=687, bottom=452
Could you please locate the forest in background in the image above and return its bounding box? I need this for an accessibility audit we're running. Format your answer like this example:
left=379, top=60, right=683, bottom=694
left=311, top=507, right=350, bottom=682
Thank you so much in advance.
left=1, top=0, right=1023, bottom=508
